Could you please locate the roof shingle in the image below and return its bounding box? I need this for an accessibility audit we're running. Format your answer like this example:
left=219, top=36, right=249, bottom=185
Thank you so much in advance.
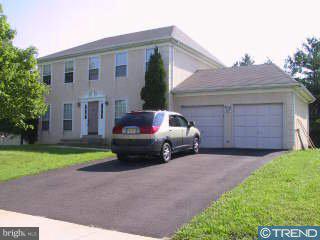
left=38, top=26, right=223, bottom=65
left=173, top=63, right=298, bottom=93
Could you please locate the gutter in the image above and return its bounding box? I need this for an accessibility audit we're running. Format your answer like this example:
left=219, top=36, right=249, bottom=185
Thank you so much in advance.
left=172, top=83, right=300, bottom=94
left=293, top=83, right=316, bottom=103
left=173, top=82, right=316, bottom=104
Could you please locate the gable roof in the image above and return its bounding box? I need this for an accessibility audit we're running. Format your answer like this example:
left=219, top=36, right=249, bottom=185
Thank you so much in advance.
left=38, top=26, right=223, bottom=66
left=173, top=63, right=315, bottom=102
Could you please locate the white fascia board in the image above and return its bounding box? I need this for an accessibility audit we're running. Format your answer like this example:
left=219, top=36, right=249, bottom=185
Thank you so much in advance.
left=172, top=83, right=299, bottom=97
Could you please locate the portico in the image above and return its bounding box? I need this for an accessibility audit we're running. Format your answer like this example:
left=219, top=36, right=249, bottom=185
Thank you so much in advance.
left=79, top=90, right=106, bottom=138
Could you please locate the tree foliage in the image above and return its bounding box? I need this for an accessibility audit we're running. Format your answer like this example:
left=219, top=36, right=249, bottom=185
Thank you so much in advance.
left=233, top=53, right=255, bottom=67
left=285, top=37, right=320, bottom=145
left=0, top=4, right=47, bottom=130
left=140, top=47, right=167, bottom=110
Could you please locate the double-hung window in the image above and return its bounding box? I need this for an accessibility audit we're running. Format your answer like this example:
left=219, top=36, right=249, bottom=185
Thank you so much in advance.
left=63, top=103, right=72, bottom=131
left=89, top=56, right=100, bottom=80
left=115, top=52, right=127, bottom=78
left=42, top=106, right=50, bottom=131
left=64, top=60, right=74, bottom=83
left=42, top=64, right=51, bottom=85
left=145, top=48, right=155, bottom=71
left=115, top=100, right=127, bottom=124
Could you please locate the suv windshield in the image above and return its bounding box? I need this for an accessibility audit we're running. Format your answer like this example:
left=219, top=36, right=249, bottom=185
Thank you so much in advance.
left=116, top=112, right=164, bottom=127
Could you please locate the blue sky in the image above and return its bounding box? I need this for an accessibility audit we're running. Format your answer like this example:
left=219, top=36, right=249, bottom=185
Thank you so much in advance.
left=1, top=0, right=319, bottom=67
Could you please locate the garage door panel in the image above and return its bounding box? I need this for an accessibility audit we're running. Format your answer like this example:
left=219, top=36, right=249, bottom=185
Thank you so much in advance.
left=193, top=116, right=223, bottom=126
left=181, top=106, right=224, bottom=148
left=257, top=115, right=282, bottom=127
left=234, top=126, right=259, bottom=137
left=183, top=106, right=223, bottom=118
left=233, top=104, right=283, bottom=149
left=259, top=126, right=282, bottom=138
left=257, top=138, right=282, bottom=149
left=202, top=137, right=224, bottom=148
left=199, top=126, right=223, bottom=137
left=235, top=137, right=257, bottom=148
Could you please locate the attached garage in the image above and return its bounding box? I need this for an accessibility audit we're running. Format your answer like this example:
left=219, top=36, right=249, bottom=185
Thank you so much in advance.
left=181, top=106, right=224, bottom=148
left=172, top=64, right=315, bottom=150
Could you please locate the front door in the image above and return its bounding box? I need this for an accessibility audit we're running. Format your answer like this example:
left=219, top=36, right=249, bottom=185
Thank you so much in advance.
left=88, top=101, right=99, bottom=135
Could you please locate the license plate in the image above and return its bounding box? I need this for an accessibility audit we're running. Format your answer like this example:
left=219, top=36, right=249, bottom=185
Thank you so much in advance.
left=123, top=127, right=139, bottom=135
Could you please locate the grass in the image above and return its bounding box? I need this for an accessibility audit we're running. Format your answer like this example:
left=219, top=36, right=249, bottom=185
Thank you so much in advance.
left=0, top=145, right=114, bottom=182
left=174, top=150, right=320, bottom=240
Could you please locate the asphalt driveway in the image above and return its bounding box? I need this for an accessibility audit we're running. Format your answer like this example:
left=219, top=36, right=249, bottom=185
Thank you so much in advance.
left=0, top=149, right=283, bottom=238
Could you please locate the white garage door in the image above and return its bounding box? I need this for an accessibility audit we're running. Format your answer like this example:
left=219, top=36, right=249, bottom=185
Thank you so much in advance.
left=233, top=104, right=283, bottom=149
left=181, top=106, right=224, bottom=148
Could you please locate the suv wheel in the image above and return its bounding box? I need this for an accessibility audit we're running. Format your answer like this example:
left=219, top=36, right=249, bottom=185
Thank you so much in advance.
left=160, top=142, right=171, bottom=163
left=117, top=154, right=128, bottom=161
left=192, top=137, right=199, bottom=154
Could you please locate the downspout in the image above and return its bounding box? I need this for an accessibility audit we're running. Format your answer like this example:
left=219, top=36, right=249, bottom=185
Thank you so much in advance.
left=168, top=44, right=174, bottom=111
left=292, top=92, right=296, bottom=150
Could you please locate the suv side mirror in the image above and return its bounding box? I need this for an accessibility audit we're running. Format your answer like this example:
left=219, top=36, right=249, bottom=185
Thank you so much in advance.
left=188, top=121, right=195, bottom=128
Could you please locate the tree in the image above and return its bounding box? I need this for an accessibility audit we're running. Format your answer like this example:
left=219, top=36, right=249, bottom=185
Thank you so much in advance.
left=265, top=57, right=273, bottom=64
left=233, top=53, right=255, bottom=67
left=285, top=37, right=320, bottom=145
left=140, top=47, right=167, bottom=110
left=0, top=5, right=47, bottom=130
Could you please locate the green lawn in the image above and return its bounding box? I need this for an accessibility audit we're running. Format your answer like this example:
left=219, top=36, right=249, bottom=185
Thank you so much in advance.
left=0, top=145, right=114, bottom=182
left=174, top=150, right=320, bottom=240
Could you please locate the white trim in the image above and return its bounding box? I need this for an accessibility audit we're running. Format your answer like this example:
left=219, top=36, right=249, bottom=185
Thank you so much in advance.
left=174, top=86, right=294, bottom=97
left=114, top=51, right=128, bottom=79
left=80, top=102, right=88, bottom=137
left=79, top=93, right=107, bottom=138
left=88, top=55, right=101, bottom=81
left=293, top=85, right=316, bottom=103
left=64, top=59, right=75, bottom=84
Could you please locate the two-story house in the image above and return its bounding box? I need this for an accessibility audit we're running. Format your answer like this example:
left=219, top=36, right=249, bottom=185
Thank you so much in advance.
left=38, top=26, right=315, bottom=150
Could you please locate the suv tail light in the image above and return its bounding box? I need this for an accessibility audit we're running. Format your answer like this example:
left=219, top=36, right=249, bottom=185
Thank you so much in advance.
left=140, top=126, right=160, bottom=134
left=112, top=126, right=123, bottom=134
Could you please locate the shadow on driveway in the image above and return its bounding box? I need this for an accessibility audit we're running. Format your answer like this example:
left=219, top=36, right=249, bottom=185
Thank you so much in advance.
left=200, top=148, right=283, bottom=156
left=78, top=149, right=281, bottom=173
left=77, top=158, right=158, bottom=172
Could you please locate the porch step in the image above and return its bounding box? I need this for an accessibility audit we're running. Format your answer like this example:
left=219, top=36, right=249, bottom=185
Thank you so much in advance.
left=58, top=137, right=108, bottom=148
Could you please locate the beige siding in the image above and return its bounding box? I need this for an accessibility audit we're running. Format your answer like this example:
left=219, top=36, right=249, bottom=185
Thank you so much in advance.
left=173, top=90, right=295, bottom=149
left=172, top=46, right=216, bottom=88
left=169, top=46, right=217, bottom=110
left=294, top=94, right=309, bottom=149
left=38, top=45, right=170, bottom=144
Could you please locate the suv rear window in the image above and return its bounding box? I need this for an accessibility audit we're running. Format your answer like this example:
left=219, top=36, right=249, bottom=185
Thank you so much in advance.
left=116, top=112, right=164, bottom=127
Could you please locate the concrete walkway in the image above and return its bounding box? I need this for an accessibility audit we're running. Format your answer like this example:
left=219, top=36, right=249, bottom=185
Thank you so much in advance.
left=0, top=210, right=159, bottom=240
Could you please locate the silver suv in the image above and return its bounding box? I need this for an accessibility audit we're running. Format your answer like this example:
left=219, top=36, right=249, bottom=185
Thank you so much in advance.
left=111, top=110, right=201, bottom=163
